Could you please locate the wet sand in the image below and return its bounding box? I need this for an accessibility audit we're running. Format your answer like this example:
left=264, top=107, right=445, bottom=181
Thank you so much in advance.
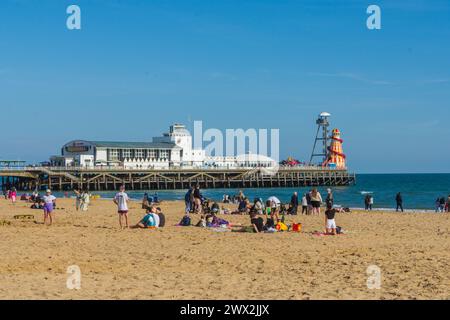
left=0, top=197, right=449, bottom=300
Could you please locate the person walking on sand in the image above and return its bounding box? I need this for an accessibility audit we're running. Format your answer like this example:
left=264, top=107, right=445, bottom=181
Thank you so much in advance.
left=42, top=189, right=56, bottom=226
left=369, top=195, right=374, bottom=211
left=396, top=192, right=404, bottom=212
left=114, top=185, right=130, bottom=229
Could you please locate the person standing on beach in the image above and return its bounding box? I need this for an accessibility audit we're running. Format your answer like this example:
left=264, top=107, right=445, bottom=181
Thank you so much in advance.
left=301, top=194, right=308, bottom=215
left=369, top=195, right=374, bottom=211
left=326, top=188, right=334, bottom=208
left=290, top=192, right=299, bottom=215
left=364, top=195, right=370, bottom=211
left=184, top=187, right=193, bottom=214
left=42, top=189, right=56, bottom=226
left=80, top=191, right=90, bottom=211
left=310, top=188, right=322, bottom=216
left=439, top=197, right=446, bottom=213
left=114, top=186, right=130, bottom=229
left=435, top=197, right=442, bottom=212
left=74, top=189, right=82, bottom=211
left=193, top=185, right=202, bottom=214
left=396, top=192, right=404, bottom=212
left=10, top=188, right=17, bottom=204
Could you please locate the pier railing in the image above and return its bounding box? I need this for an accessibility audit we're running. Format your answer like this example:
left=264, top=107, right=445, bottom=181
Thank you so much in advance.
left=1, top=165, right=348, bottom=172
left=1, top=165, right=355, bottom=190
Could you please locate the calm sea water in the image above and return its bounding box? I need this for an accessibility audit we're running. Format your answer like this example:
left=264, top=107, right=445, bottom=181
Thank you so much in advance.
left=44, top=173, right=450, bottom=210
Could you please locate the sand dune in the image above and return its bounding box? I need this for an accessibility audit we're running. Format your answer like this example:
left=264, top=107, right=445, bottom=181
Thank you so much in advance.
left=0, top=197, right=449, bottom=300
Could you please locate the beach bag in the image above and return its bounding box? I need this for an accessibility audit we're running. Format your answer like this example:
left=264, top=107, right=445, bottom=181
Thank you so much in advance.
left=276, top=222, right=288, bottom=232
left=180, top=215, right=191, bottom=226
left=336, top=226, right=343, bottom=234
left=292, top=223, right=302, bottom=232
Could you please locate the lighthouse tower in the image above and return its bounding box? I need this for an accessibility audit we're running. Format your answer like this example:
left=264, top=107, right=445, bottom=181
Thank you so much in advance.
left=323, top=128, right=346, bottom=169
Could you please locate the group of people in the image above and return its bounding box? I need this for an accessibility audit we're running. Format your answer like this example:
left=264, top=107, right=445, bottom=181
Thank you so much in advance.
left=184, top=185, right=206, bottom=214
left=5, top=182, right=449, bottom=232
left=435, top=196, right=450, bottom=213
left=74, top=189, right=91, bottom=212
left=176, top=187, right=342, bottom=235
left=114, top=186, right=166, bottom=230
left=3, top=188, right=17, bottom=203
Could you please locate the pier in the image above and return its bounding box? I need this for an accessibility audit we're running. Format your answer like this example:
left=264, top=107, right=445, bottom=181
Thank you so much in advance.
left=0, top=166, right=356, bottom=191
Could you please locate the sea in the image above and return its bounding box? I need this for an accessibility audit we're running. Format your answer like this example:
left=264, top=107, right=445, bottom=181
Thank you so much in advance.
left=41, top=173, right=450, bottom=211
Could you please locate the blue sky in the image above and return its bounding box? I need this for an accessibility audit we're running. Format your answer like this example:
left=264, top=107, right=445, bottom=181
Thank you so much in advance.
left=0, top=0, right=449, bottom=173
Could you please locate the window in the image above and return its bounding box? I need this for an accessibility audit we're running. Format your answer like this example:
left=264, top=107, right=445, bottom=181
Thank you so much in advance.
left=135, top=149, right=144, bottom=158
left=160, top=150, right=169, bottom=159
left=122, top=149, right=132, bottom=159
left=148, top=149, right=157, bottom=159
left=109, top=149, right=119, bottom=160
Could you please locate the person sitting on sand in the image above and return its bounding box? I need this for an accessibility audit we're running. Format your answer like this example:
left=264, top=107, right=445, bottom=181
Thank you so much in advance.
left=239, top=197, right=250, bottom=214
left=114, top=185, right=130, bottom=230
left=196, top=215, right=207, bottom=227
left=251, top=212, right=265, bottom=233
left=133, top=206, right=159, bottom=229
left=264, top=209, right=278, bottom=231
left=156, top=207, right=165, bottom=228
left=142, top=193, right=150, bottom=209
left=251, top=198, right=264, bottom=215
left=325, top=203, right=338, bottom=235
left=210, top=202, right=220, bottom=214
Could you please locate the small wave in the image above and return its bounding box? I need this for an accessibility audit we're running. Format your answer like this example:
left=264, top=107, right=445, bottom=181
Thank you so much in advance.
left=360, top=191, right=373, bottom=195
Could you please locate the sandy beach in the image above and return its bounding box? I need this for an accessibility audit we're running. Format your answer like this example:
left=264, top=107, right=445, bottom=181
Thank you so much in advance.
left=0, top=197, right=449, bottom=300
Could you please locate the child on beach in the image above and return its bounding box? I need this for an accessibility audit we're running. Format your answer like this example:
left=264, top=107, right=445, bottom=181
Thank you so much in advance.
left=42, top=189, right=56, bottom=226
left=325, top=203, right=338, bottom=235
left=114, top=186, right=130, bottom=229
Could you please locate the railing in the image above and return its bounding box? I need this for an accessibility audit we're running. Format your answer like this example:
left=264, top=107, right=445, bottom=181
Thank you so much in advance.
left=0, top=165, right=349, bottom=172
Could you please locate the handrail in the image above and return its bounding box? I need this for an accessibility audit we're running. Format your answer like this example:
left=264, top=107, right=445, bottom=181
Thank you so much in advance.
left=0, top=165, right=349, bottom=172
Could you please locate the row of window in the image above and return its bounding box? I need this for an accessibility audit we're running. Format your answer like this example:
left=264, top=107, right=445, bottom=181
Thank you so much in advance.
left=107, top=149, right=170, bottom=161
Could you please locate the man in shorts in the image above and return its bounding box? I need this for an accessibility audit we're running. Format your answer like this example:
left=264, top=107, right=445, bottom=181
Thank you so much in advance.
left=114, top=185, right=130, bottom=229
left=42, top=189, right=56, bottom=226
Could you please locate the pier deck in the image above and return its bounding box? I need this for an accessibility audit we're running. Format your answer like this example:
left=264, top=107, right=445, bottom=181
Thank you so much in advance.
left=0, top=166, right=356, bottom=191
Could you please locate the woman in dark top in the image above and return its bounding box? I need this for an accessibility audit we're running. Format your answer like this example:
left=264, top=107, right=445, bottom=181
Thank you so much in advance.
left=250, top=212, right=264, bottom=233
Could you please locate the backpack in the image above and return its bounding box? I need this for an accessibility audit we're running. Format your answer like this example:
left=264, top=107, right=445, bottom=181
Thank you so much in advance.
left=180, top=215, right=191, bottom=226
